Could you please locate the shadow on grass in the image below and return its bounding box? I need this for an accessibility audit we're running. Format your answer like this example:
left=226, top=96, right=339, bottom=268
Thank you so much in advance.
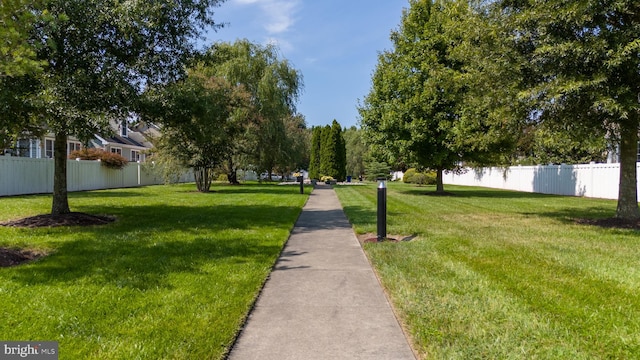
left=11, top=235, right=281, bottom=290
left=523, top=206, right=640, bottom=231
left=71, top=190, right=153, bottom=199
left=72, top=204, right=302, bottom=232
left=397, top=186, right=561, bottom=199
left=64, top=183, right=309, bottom=200
left=5, top=202, right=302, bottom=290
left=340, top=205, right=377, bottom=229
left=192, top=183, right=310, bottom=196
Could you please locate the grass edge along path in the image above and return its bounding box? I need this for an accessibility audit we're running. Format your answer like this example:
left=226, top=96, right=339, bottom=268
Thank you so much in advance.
left=335, top=183, right=640, bottom=359
left=0, top=183, right=310, bottom=359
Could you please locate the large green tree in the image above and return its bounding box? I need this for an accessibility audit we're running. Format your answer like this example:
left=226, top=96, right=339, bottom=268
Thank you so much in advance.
left=360, top=0, right=519, bottom=192
left=343, top=126, right=367, bottom=179
left=143, top=70, right=250, bottom=192
left=360, top=0, right=464, bottom=192
left=201, top=40, right=303, bottom=181
left=5, top=0, right=224, bottom=214
left=495, top=0, right=640, bottom=220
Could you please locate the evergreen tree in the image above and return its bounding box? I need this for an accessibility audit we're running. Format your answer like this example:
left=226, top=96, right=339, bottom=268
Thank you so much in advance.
left=319, top=125, right=332, bottom=177
left=331, top=120, right=347, bottom=181
left=316, top=120, right=346, bottom=181
left=309, top=126, right=322, bottom=179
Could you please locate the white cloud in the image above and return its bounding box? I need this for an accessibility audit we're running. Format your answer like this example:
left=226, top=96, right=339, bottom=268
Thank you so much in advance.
left=234, top=0, right=300, bottom=35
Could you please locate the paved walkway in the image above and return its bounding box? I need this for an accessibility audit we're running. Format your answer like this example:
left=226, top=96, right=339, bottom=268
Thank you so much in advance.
left=228, top=185, right=416, bottom=360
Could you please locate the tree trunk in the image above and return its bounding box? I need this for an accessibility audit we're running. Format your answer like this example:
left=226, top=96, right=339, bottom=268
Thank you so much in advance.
left=616, top=122, right=640, bottom=220
left=194, top=167, right=212, bottom=192
left=51, top=131, right=70, bottom=215
left=436, top=168, right=445, bottom=193
left=227, top=158, right=239, bottom=185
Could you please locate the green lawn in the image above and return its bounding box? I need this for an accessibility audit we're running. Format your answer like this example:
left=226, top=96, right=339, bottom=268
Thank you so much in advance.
left=0, top=183, right=309, bottom=359
left=335, top=182, right=640, bottom=359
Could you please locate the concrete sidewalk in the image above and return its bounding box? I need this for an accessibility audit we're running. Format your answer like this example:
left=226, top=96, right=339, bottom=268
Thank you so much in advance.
left=228, top=185, right=416, bottom=360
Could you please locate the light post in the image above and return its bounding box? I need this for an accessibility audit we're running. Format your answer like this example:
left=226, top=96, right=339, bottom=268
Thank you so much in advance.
left=377, top=177, right=387, bottom=241
left=297, top=175, right=304, bottom=194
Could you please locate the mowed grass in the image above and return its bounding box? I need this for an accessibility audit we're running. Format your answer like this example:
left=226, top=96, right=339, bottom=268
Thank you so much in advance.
left=335, top=182, right=640, bottom=359
left=0, top=183, right=310, bottom=359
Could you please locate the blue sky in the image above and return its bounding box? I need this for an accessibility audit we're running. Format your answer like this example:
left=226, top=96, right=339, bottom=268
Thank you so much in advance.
left=202, top=0, right=408, bottom=129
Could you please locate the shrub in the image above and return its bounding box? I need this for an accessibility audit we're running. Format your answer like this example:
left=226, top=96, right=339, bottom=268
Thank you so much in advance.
left=424, top=170, right=437, bottom=185
left=413, top=172, right=427, bottom=185
left=364, top=161, right=391, bottom=181
left=70, top=148, right=129, bottom=170
left=321, top=175, right=335, bottom=183
left=403, top=168, right=437, bottom=185
left=217, top=173, right=228, bottom=182
left=403, top=168, right=417, bottom=183
left=69, top=148, right=102, bottom=161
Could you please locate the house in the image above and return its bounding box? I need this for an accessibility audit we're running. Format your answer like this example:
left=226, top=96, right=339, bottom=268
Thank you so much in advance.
left=5, top=135, right=83, bottom=159
left=4, top=120, right=157, bottom=162
left=88, top=120, right=158, bottom=162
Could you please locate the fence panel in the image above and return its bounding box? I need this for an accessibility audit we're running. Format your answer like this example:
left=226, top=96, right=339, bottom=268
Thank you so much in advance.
left=0, top=155, right=194, bottom=197
left=444, top=163, right=635, bottom=200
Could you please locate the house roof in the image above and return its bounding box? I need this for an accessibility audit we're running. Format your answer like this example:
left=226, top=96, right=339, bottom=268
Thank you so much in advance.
left=102, top=134, right=146, bottom=148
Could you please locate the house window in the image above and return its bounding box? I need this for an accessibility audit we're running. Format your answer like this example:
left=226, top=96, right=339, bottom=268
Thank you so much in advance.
left=29, top=139, right=40, bottom=158
left=131, top=150, right=140, bottom=162
left=68, top=142, right=81, bottom=155
left=111, top=147, right=122, bottom=155
left=45, top=139, right=54, bottom=158
left=120, top=121, right=128, bottom=137
left=16, top=139, right=30, bottom=157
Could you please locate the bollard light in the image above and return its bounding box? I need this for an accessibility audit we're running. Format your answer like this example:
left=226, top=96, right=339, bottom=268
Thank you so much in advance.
left=377, top=177, right=387, bottom=241
left=297, top=175, right=304, bottom=194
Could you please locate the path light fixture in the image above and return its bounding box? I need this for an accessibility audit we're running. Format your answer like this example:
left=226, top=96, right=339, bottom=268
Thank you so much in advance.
left=377, top=177, right=387, bottom=241
left=297, top=174, right=304, bottom=194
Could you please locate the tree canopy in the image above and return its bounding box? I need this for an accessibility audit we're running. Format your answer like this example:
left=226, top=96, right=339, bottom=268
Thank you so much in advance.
left=143, top=70, right=251, bottom=192
left=360, top=0, right=517, bottom=192
left=201, top=40, right=304, bottom=180
left=494, top=0, right=640, bottom=219
left=1, top=0, right=224, bottom=214
left=362, top=0, right=640, bottom=219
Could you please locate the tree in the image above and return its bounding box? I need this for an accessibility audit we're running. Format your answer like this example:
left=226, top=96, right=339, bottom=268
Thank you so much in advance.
left=343, top=126, right=367, bottom=179
left=0, top=0, right=46, bottom=77
left=360, top=0, right=519, bottom=193
left=495, top=0, right=640, bottom=220
left=279, top=114, right=310, bottom=174
left=317, top=120, right=346, bottom=181
left=200, top=40, right=303, bottom=181
left=309, top=126, right=322, bottom=179
left=333, top=120, right=347, bottom=181
left=143, top=71, right=251, bottom=192
left=0, top=0, right=48, bottom=150
left=360, top=0, right=463, bottom=192
left=5, top=0, right=224, bottom=214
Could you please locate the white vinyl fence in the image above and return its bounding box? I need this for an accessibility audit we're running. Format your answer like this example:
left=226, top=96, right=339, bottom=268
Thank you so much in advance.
left=0, top=155, right=194, bottom=197
left=443, top=162, right=628, bottom=200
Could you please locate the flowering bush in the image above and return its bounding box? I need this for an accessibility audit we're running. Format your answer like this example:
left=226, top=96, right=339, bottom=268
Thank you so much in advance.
left=69, top=148, right=129, bottom=170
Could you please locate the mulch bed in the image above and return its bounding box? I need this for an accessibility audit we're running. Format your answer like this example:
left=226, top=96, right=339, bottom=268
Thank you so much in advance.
left=0, top=212, right=115, bottom=228
left=0, top=212, right=115, bottom=267
left=0, top=248, right=45, bottom=267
